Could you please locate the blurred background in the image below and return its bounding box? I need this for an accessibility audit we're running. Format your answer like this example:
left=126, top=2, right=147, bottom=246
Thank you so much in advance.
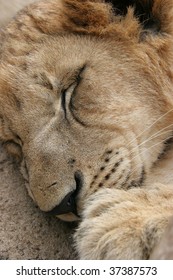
left=0, top=0, right=38, bottom=27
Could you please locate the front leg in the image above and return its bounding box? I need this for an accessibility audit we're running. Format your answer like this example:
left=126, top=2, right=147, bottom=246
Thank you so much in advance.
left=75, top=185, right=173, bottom=259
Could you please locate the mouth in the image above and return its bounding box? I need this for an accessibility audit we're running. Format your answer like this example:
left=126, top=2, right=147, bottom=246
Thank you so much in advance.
left=47, top=171, right=83, bottom=218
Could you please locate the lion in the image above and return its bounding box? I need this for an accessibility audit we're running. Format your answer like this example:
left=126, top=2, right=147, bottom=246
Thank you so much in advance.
left=1, top=0, right=173, bottom=259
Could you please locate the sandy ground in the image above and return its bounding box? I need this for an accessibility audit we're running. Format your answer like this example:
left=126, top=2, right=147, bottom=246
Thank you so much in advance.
left=0, top=145, right=78, bottom=259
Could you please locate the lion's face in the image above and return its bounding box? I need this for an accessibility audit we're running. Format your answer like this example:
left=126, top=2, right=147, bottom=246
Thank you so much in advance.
left=1, top=0, right=173, bottom=221
left=1, top=34, right=172, bottom=221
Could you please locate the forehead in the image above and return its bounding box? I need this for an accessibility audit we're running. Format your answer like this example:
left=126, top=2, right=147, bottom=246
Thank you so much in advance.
left=27, top=35, right=138, bottom=74
left=24, top=35, right=153, bottom=110
left=10, top=33, right=152, bottom=116
left=22, top=34, right=146, bottom=100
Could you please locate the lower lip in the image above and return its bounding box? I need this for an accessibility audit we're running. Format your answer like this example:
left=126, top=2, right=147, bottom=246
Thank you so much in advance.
left=57, top=212, right=81, bottom=222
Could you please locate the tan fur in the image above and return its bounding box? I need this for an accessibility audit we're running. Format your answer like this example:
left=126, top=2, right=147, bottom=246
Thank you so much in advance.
left=1, top=0, right=173, bottom=259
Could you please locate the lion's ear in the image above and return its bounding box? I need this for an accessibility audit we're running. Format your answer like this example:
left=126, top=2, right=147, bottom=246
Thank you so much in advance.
left=106, top=0, right=173, bottom=36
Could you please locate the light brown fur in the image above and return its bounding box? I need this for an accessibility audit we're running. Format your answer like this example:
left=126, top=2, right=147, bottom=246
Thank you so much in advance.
left=1, top=0, right=173, bottom=259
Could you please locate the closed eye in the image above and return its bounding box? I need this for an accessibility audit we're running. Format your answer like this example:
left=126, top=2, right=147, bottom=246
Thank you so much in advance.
left=61, top=65, right=86, bottom=120
left=61, top=88, right=67, bottom=119
left=61, top=83, right=77, bottom=120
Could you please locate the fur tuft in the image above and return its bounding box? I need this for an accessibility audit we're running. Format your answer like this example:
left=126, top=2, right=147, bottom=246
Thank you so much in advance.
left=62, top=0, right=173, bottom=37
left=105, top=0, right=159, bottom=31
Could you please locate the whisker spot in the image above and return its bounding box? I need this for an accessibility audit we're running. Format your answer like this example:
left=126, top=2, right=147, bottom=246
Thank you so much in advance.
left=105, top=174, right=111, bottom=180
left=106, top=150, right=113, bottom=154
left=100, top=166, right=105, bottom=171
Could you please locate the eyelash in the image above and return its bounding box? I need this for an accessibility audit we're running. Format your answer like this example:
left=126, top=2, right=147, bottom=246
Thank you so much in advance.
left=61, top=88, right=68, bottom=119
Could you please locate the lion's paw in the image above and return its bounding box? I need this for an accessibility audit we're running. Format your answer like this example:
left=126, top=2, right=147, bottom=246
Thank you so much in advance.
left=75, top=186, right=173, bottom=259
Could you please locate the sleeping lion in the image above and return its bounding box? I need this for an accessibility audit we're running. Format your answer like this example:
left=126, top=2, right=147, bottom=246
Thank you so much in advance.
left=1, top=0, right=173, bottom=259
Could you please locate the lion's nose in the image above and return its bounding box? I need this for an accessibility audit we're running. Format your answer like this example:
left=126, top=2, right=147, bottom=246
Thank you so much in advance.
left=47, top=190, right=78, bottom=216
left=46, top=171, right=83, bottom=217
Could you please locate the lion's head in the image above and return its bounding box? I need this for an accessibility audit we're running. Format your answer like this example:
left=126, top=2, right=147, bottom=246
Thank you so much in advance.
left=1, top=0, right=173, bottom=221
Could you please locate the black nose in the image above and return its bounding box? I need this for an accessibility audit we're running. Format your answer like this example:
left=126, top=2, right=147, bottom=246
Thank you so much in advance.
left=47, top=171, right=83, bottom=217
left=47, top=191, right=78, bottom=216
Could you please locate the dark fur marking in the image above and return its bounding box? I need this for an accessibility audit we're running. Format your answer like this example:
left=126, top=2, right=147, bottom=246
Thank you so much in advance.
left=139, top=167, right=146, bottom=185
left=105, top=0, right=160, bottom=32
left=106, top=150, right=113, bottom=154
left=100, top=166, right=105, bottom=171
left=105, top=174, right=111, bottom=180
left=129, top=166, right=145, bottom=188
left=122, top=172, right=131, bottom=187
left=114, top=158, right=123, bottom=168
left=158, top=137, right=173, bottom=160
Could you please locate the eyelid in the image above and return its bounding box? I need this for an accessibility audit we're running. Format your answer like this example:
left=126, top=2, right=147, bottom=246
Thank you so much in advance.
left=60, top=65, right=86, bottom=119
left=61, top=83, right=77, bottom=119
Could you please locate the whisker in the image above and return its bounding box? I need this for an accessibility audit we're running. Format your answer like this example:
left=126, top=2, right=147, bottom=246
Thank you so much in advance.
left=129, top=135, right=172, bottom=179
left=130, top=127, right=173, bottom=156
left=100, top=108, right=173, bottom=181
left=105, top=126, right=173, bottom=168
left=125, top=129, right=172, bottom=171
left=127, top=108, right=173, bottom=147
